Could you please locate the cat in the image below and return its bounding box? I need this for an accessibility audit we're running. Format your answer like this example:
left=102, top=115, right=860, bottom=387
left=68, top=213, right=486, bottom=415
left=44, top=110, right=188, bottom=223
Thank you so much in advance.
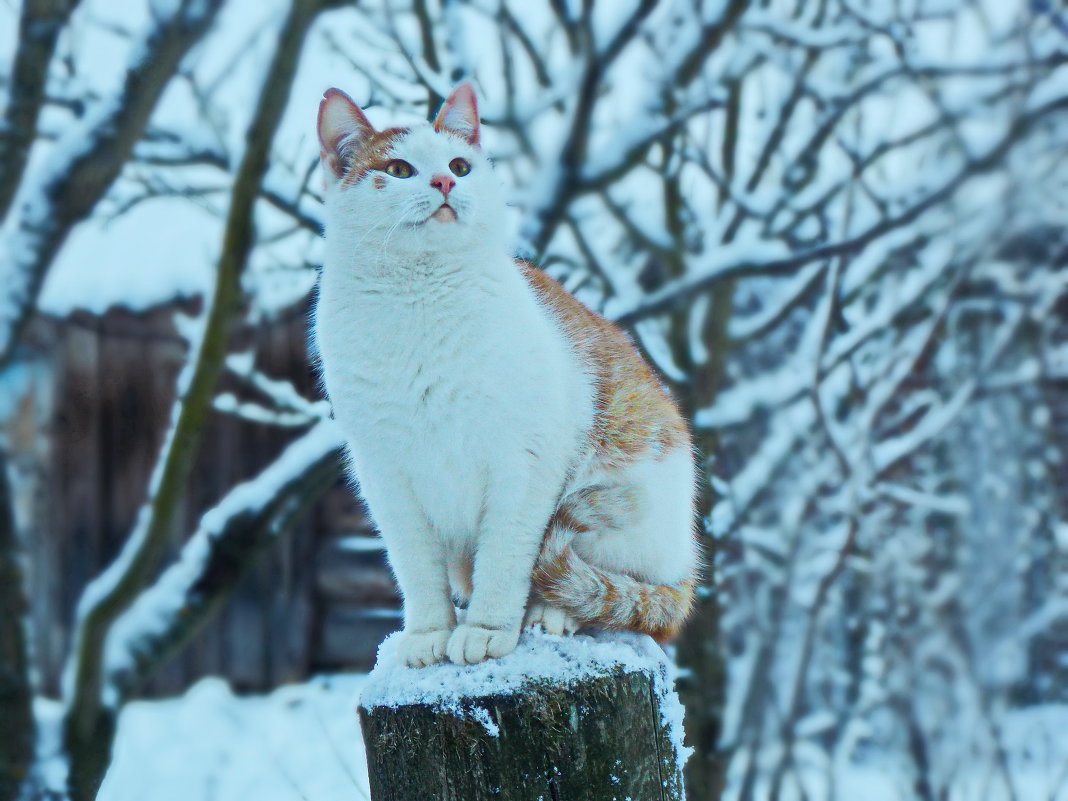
left=313, top=83, right=700, bottom=667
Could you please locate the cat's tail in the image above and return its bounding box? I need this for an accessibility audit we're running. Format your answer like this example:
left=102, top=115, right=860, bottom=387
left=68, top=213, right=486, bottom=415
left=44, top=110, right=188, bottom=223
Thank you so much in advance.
left=532, top=527, right=696, bottom=642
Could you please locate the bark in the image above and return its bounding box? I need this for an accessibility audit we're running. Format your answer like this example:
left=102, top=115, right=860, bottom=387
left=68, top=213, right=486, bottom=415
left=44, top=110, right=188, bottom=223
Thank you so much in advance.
left=0, top=451, right=34, bottom=801
left=360, top=669, right=685, bottom=801
left=674, top=280, right=736, bottom=801
left=0, top=0, right=81, bottom=221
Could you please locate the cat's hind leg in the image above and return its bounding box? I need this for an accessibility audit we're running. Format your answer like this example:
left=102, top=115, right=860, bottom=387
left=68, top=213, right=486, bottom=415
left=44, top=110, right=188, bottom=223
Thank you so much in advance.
left=523, top=594, right=580, bottom=636
left=447, top=549, right=473, bottom=607
left=534, top=448, right=699, bottom=638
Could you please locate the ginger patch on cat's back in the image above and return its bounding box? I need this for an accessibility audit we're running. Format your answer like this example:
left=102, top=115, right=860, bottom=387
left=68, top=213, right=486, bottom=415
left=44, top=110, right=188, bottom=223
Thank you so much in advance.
left=516, top=260, right=690, bottom=464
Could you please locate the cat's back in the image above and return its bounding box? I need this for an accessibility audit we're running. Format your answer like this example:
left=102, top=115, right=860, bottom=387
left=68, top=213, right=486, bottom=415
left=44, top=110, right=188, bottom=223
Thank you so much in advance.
left=517, top=260, right=691, bottom=465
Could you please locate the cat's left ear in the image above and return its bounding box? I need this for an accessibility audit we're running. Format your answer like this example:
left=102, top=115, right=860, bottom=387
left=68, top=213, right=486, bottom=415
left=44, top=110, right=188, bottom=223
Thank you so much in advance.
left=318, top=88, right=374, bottom=179
left=432, top=83, right=480, bottom=147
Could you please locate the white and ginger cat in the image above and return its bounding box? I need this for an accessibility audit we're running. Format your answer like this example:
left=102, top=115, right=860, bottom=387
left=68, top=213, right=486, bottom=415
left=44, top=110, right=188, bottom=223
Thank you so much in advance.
left=314, top=83, right=699, bottom=667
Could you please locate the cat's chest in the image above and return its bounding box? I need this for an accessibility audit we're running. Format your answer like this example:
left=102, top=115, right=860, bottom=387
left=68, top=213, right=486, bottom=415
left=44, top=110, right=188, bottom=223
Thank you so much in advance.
left=315, top=272, right=592, bottom=532
left=319, top=297, right=499, bottom=394
left=315, top=284, right=554, bottom=432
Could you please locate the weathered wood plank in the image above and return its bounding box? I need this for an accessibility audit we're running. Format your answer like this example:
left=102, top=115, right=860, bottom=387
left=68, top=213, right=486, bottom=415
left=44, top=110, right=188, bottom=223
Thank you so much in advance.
left=14, top=302, right=382, bottom=694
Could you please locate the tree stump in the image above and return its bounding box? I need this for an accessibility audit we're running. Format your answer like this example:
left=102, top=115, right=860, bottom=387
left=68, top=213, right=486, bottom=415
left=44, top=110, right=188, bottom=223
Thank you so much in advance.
left=358, top=629, right=689, bottom=801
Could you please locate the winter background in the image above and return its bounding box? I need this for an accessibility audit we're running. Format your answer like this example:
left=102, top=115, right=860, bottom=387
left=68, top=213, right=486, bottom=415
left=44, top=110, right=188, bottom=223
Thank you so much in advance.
left=1, top=0, right=1067, bottom=799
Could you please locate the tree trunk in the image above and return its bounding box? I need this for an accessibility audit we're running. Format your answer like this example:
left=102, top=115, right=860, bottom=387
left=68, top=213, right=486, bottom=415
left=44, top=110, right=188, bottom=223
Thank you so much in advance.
left=0, top=450, right=34, bottom=801
left=359, top=642, right=686, bottom=801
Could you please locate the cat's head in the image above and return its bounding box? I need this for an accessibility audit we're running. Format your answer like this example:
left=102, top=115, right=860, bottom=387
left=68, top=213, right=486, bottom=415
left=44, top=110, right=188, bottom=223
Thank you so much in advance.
left=317, top=84, right=504, bottom=258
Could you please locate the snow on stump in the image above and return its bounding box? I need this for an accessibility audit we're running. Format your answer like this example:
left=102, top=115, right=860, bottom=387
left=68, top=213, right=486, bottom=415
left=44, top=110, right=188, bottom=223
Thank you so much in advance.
left=357, top=628, right=690, bottom=801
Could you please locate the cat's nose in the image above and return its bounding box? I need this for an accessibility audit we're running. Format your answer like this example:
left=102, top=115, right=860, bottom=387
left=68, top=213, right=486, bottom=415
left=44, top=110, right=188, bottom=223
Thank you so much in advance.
left=430, top=173, right=455, bottom=198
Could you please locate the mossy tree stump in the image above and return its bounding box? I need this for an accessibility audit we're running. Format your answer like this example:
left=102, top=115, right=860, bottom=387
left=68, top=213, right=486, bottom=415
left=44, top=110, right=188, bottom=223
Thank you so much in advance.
left=358, top=630, right=688, bottom=801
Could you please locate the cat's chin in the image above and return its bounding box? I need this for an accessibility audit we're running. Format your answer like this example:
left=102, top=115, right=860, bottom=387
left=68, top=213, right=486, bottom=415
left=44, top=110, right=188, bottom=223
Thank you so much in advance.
left=429, top=205, right=458, bottom=224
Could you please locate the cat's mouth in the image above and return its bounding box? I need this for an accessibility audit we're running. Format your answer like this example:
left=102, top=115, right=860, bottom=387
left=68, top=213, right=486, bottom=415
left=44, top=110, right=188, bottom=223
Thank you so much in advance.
left=429, top=204, right=457, bottom=223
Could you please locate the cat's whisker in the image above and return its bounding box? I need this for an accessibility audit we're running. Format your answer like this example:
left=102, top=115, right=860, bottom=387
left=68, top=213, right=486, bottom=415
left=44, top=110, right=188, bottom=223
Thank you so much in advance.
left=381, top=199, right=424, bottom=246
left=346, top=199, right=420, bottom=252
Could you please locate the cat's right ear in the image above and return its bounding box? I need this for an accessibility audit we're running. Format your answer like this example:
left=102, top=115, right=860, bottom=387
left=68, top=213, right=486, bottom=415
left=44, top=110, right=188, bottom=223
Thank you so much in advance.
left=318, top=89, right=374, bottom=179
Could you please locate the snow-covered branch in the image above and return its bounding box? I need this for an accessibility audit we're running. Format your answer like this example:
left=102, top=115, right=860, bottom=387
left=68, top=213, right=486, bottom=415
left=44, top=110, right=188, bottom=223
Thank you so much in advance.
left=614, top=92, right=1068, bottom=327
left=103, top=421, right=343, bottom=701
left=0, top=0, right=227, bottom=366
left=0, top=0, right=81, bottom=221
left=0, top=449, right=33, bottom=801
left=60, top=2, right=341, bottom=797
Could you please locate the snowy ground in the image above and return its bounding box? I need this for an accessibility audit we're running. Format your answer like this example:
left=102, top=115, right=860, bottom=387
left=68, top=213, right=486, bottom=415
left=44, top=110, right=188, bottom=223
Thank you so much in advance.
left=95, top=675, right=372, bottom=801
left=83, top=683, right=1068, bottom=801
left=32, top=628, right=1067, bottom=801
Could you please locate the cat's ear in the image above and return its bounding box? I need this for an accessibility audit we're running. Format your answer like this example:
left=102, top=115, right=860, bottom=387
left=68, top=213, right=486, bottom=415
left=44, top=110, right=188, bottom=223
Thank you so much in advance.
left=432, top=83, right=480, bottom=147
left=318, top=88, right=374, bottom=179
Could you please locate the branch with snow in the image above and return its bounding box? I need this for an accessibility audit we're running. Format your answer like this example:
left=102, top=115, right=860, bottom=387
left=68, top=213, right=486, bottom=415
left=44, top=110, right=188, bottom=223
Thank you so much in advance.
left=0, top=449, right=34, bottom=801
left=103, top=421, right=343, bottom=702
left=0, top=0, right=227, bottom=367
left=215, top=350, right=331, bottom=427
left=60, top=2, right=343, bottom=797
left=0, top=0, right=81, bottom=221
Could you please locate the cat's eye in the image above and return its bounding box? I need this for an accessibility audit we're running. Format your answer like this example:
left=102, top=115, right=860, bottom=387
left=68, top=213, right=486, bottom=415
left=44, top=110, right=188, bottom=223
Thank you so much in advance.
left=449, top=158, right=471, bottom=177
left=384, top=160, right=414, bottom=178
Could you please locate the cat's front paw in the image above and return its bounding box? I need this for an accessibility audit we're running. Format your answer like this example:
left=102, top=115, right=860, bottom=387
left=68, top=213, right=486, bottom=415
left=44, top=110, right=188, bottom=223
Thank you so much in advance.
left=397, top=628, right=452, bottom=668
left=446, top=624, right=520, bottom=665
left=523, top=602, right=580, bottom=636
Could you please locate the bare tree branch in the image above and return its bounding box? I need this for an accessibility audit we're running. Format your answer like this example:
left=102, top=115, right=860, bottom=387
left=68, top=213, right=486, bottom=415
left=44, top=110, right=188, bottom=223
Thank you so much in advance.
left=0, top=0, right=226, bottom=367
left=105, top=423, right=343, bottom=700
left=0, top=450, right=33, bottom=801
left=60, top=2, right=343, bottom=797
left=614, top=93, right=1068, bottom=327
left=0, top=0, right=81, bottom=220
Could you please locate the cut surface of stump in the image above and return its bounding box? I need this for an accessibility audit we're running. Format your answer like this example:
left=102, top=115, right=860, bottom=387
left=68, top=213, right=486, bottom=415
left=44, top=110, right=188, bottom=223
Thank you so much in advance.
left=358, top=628, right=690, bottom=801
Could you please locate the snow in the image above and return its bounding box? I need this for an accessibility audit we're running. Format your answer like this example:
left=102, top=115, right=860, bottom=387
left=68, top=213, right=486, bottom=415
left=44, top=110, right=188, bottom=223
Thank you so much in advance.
left=94, top=675, right=371, bottom=801
left=32, top=698, right=69, bottom=797
left=361, top=626, right=693, bottom=767
left=38, top=198, right=219, bottom=316
left=224, top=351, right=331, bottom=419
left=336, top=535, right=387, bottom=552
left=1028, top=64, right=1068, bottom=113
left=28, top=674, right=1057, bottom=801
left=213, top=393, right=315, bottom=426
left=6, top=3, right=1068, bottom=801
